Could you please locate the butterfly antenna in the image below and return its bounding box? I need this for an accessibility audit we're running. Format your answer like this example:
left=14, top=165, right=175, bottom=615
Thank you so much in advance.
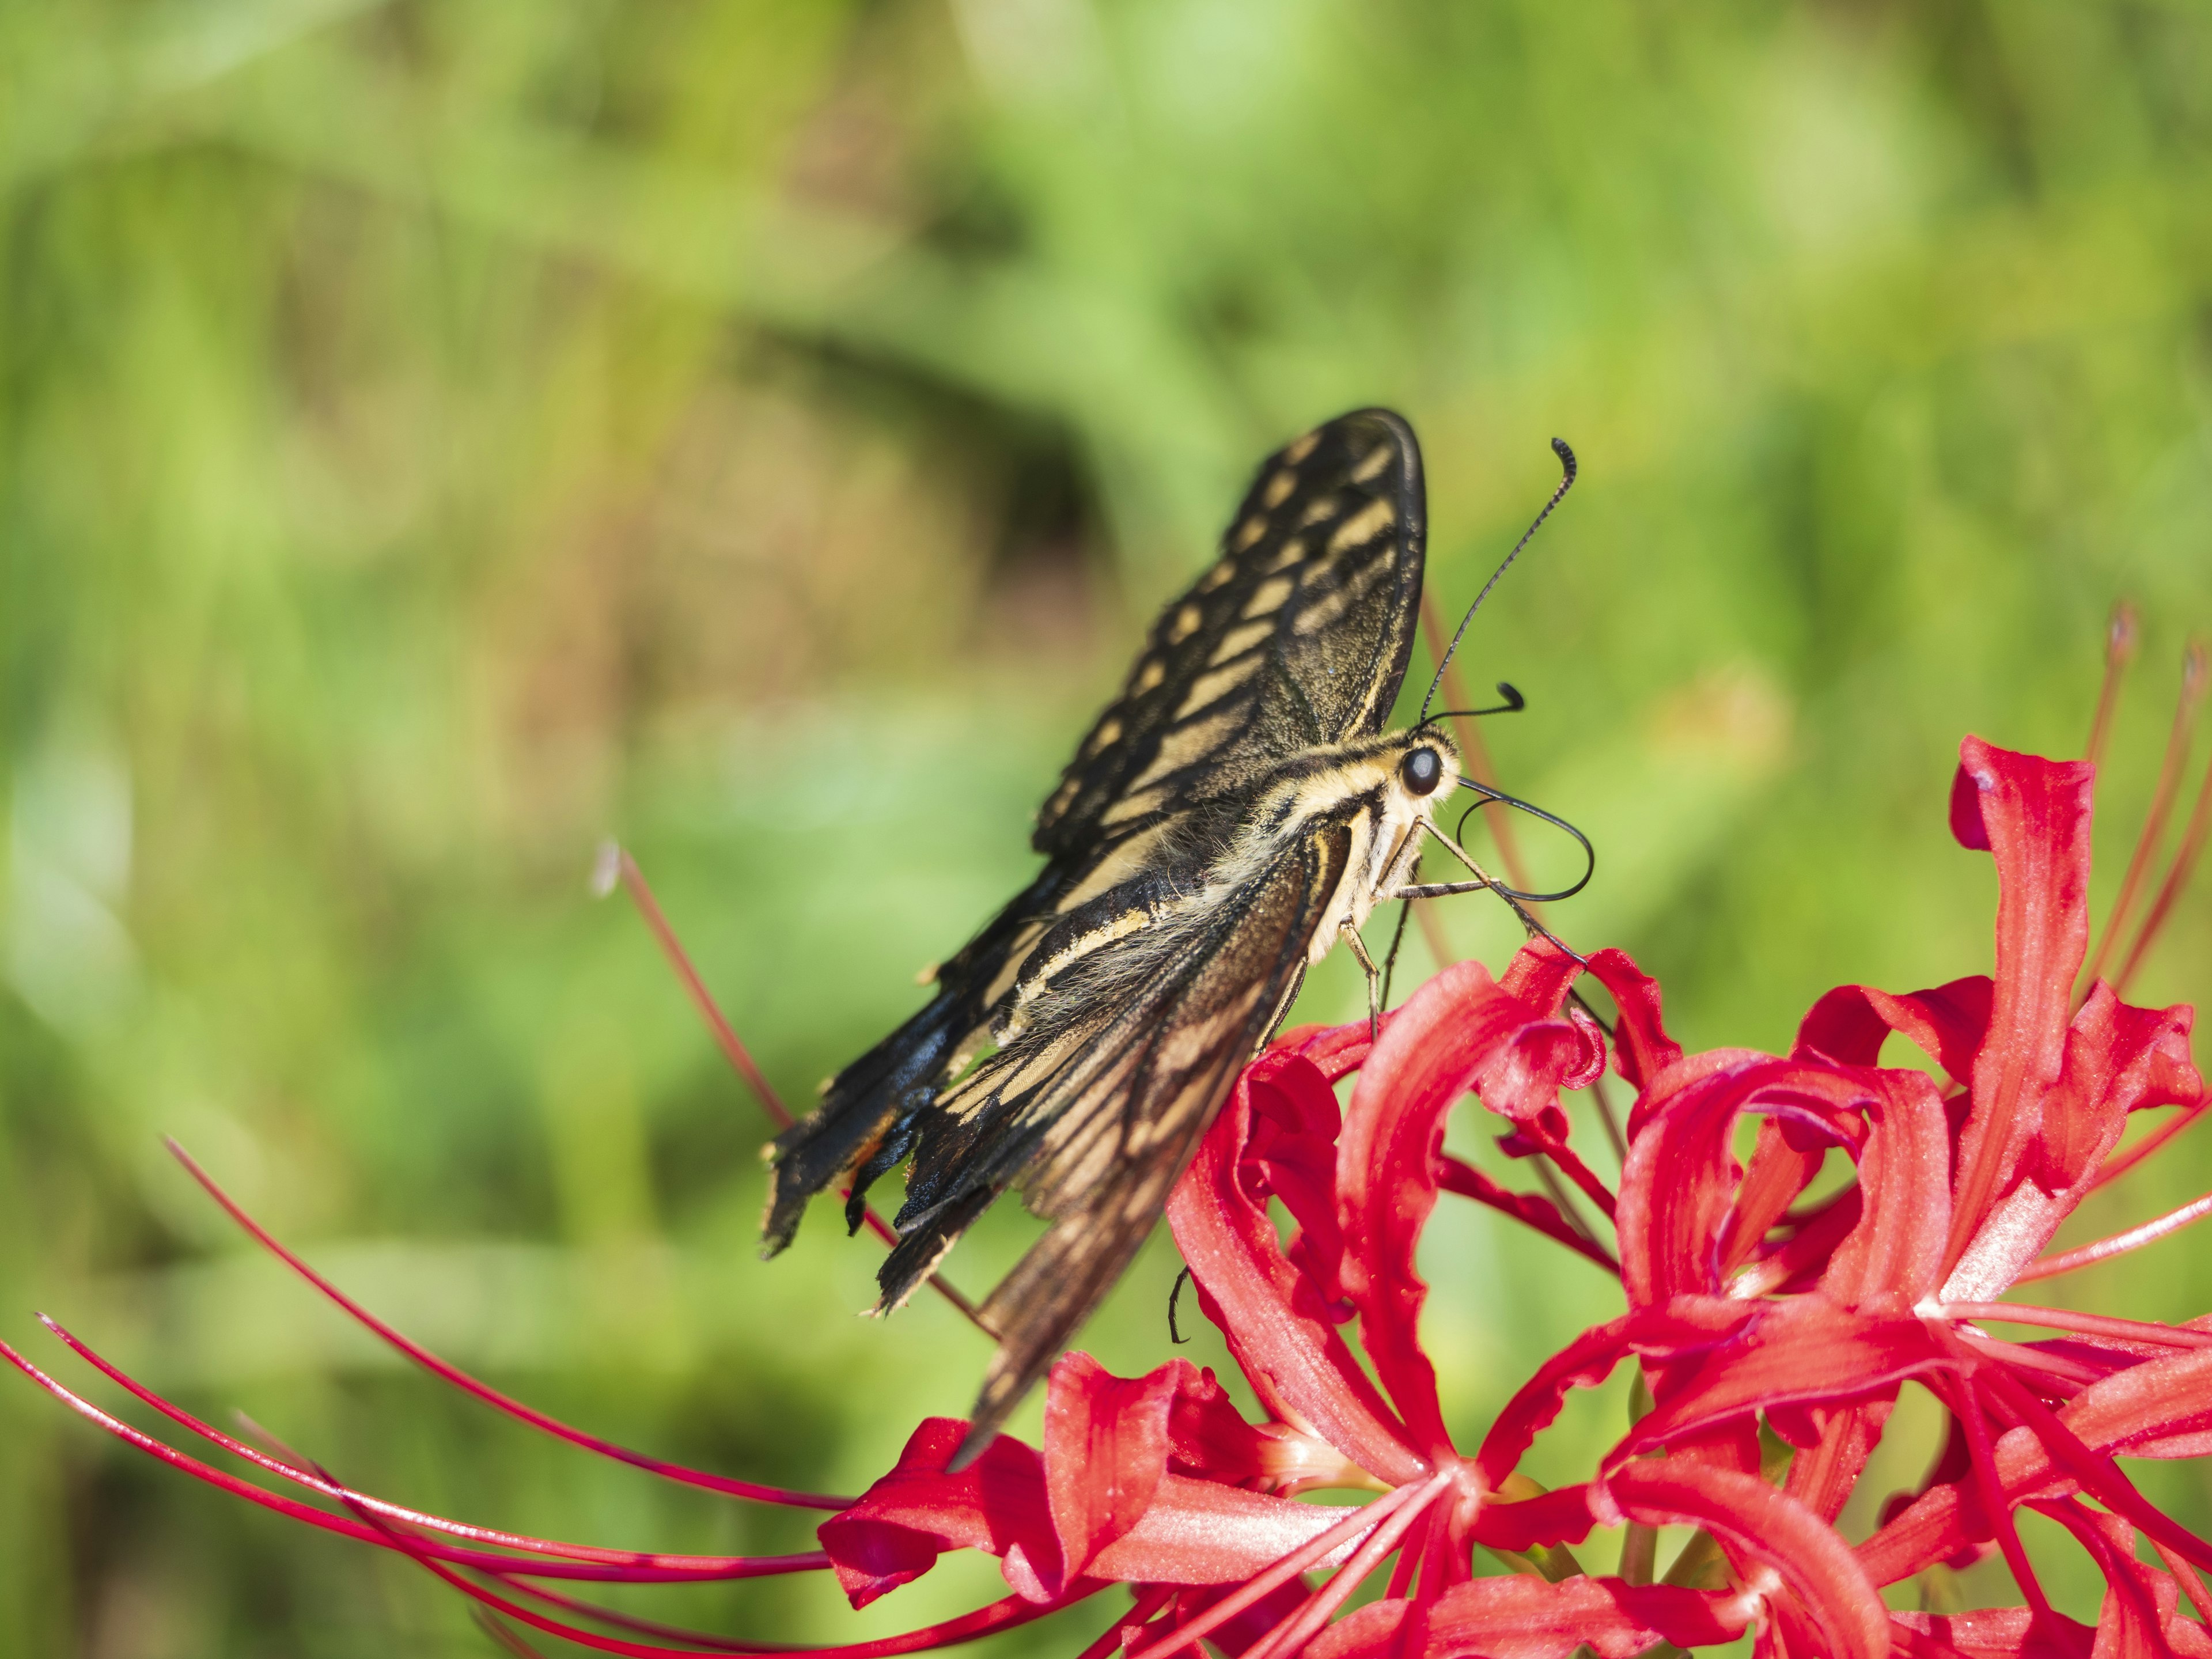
left=1419, top=438, right=1577, bottom=724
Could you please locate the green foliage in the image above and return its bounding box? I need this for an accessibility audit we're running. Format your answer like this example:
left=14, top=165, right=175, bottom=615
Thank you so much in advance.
left=3, top=1, right=2210, bottom=1650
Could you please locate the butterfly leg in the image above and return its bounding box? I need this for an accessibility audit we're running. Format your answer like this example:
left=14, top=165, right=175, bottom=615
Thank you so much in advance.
left=1342, top=924, right=1384, bottom=1040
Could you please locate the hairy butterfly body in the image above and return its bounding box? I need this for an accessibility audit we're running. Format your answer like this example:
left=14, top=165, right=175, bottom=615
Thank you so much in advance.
left=763, top=408, right=1468, bottom=1458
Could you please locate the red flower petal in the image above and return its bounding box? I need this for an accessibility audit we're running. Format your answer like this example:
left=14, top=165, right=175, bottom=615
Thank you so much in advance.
left=1581, top=948, right=1683, bottom=1099
left=1305, top=1575, right=1749, bottom=1659
left=1338, top=959, right=1599, bottom=1462
left=1944, top=738, right=2096, bottom=1278
left=1044, top=1354, right=1180, bottom=1586
left=1602, top=1460, right=1891, bottom=1659
left=1894, top=1607, right=2095, bottom=1659
left=1794, top=976, right=1994, bottom=1088
left=819, top=1419, right=1062, bottom=1607
left=1166, top=1071, right=1424, bottom=1486
left=1088, top=1476, right=1377, bottom=1585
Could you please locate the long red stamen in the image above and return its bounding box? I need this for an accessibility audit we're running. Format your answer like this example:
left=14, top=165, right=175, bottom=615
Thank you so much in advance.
left=2015, top=1185, right=2212, bottom=1282
left=2082, top=641, right=2206, bottom=999
left=1937, top=1302, right=2212, bottom=1351
left=602, top=844, right=993, bottom=1335
left=1978, top=1363, right=2212, bottom=1571
left=1946, top=1366, right=2066, bottom=1647
left=1, top=1340, right=825, bottom=1582
left=2084, top=603, right=2141, bottom=770
left=1123, top=1480, right=1428, bottom=1659
left=164, top=1138, right=853, bottom=1508
left=36, top=1316, right=820, bottom=1575
left=2150, top=1536, right=2212, bottom=1627
left=1435, top=1154, right=1618, bottom=1272
left=1069, top=1587, right=1174, bottom=1659
left=2112, top=714, right=2212, bottom=998
left=1236, top=1474, right=1450, bottom=1659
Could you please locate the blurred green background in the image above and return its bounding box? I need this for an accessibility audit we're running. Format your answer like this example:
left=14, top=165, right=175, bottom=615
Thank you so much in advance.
left=5, top=1, right=2212, bottom=1653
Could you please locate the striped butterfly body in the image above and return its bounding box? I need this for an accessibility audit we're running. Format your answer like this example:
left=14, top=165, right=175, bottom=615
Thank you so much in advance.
left=763, top=408, right=1469, bottom=1456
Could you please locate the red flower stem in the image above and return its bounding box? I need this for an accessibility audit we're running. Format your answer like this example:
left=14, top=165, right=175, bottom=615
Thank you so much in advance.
left=2092, top=1098, right=2210, bottom=1191
left=2112, top=729, right=2212, bottom=999
left=1946, top=1366, right=2065, bottom=1646
left=2084, top=603, right=2141, bottom=771
left=1936, top=1302, right=2212, bottom=1351
left=2015, top=1185, right=2212, bottom=1282
left=161, top=1138, right=854, bottom=1508
left=1123, top=1479, right=1431, bottom=1659
left=606, top=846, right=993, bottom=1336
left=1527, top=1155, right=1613, bottom=1258
left=35, top=1316, right=817, bottom=1575
left=1420, top=596, right=1533, bottom=897
left=1237, top=1474, right=1450, bottom=1659
left=2082, top=640, right=2206, bottom=1001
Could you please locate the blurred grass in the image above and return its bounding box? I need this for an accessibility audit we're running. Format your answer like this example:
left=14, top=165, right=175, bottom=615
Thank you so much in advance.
left=4, top=1, right=2212, bottom=1652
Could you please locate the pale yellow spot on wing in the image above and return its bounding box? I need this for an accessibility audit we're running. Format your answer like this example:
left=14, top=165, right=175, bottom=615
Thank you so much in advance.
left=1232, top=517, right=1268, bottom=552
left=1103, top=783, right=1168, bottom=824
left=1350, top=441, right=1394, bottom=483
left=1127, top=704, right=1244, bottom=791
left=1242, top=574, right=1295, bottom=618
left=1084, top=715, right=1124, bottom=757
left=1212, top=618, right=1274, bottom=660
left=1262, top=470, right=1297, bottom=508
left=1169, top=603, right=1205, bottom=643
left=1134, top=658, right=1166, bottom=692
left=1176, top=657, right=1262, bottom=718
left=1282, top=431, right=1319, bottom=464
left=1299, top=494, right=1340, bottom=528
left=1330, top=497, right=1395, bottom=552
left=1264, top=537, right=1308, bottom=572
left=1201, top=556, right=1241, bottom=588
left=1290, top=581, right=1357, bottom=637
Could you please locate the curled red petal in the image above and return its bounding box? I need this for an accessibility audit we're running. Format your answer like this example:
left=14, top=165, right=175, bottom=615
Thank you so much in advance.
left=1166, top=1074, right=1423, bottom=1486
left=1616, top=1055, right=1884, bottom=1308
left=1581, top=948, right=1682, bottom=1097
left=1944, top=738, right=2096, bottom=1278
left=818, top=1420, right=1062, bottom=1608
left=1603, top=1460, right=1891, bottom=1659
left=1476, top=1298, right=1752, bottom=1488
left=1618, top=1304, right=1945, bottom=1465
left=1338, top=960, right=1591, bottom=1460
left=1794, top=977, right=1993, bottom=1086
left=1044, top=1354, right=1181, bottom=1587
left=1306, top=1575, right=1750, bottom=1659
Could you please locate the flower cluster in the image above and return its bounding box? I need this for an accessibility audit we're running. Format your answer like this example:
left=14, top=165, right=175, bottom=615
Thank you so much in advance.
left=9, top=732, right=2212, bottom=1659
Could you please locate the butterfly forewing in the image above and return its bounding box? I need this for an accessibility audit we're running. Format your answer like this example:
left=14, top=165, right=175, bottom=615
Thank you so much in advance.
left=1035, top=410, right=1426, bottom=855
left=762, top=407, right=1430, bottom=1458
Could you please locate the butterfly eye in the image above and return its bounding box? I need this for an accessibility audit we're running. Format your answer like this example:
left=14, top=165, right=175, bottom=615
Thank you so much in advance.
left=1401, top=747, right=1442, bottom=797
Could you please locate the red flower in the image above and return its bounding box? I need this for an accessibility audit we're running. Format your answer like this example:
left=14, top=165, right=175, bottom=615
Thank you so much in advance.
left=10, top=724, right=2212, bottom=1659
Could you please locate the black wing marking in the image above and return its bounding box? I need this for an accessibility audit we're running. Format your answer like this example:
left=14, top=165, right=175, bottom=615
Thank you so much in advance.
left=1034, top=408, right=1426, bottom=857
left=878, top=823, right=1353, bottom=1459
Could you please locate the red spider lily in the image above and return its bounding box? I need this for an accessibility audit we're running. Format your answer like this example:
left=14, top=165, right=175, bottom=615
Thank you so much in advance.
left=8, top=713, right=2211, bottom=1658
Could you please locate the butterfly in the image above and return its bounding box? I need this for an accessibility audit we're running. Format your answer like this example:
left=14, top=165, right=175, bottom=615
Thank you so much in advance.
left=760, top=408, right=1579, bottom=1461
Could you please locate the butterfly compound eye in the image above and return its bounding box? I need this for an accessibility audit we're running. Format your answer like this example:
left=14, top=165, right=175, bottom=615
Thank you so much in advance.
left=1401, top=747, right=1442, bottom=797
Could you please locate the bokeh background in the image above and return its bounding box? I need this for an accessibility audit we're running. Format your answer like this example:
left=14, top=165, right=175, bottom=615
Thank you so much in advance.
left=5, top=2, right=2212, bottom=1653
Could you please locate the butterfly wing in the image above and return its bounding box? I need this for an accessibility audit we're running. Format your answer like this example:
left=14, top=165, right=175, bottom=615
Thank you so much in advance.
left=1035, top=407, right=1427, bottom=855
left=763, top=408, right=1427, bottom=1448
